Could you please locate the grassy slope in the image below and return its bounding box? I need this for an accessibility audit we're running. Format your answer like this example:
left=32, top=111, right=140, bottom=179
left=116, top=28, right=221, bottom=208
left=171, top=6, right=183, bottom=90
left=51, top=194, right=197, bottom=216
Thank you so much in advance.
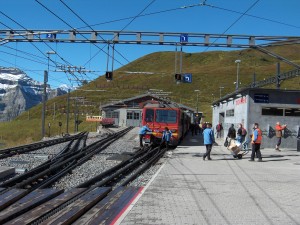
left=1, top=45, right=299, bottom=148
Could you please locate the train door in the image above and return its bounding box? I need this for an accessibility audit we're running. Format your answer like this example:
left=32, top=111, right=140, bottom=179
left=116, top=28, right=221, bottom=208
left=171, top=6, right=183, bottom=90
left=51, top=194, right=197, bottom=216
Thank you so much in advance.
left=126, top=110, right=141, bottom=127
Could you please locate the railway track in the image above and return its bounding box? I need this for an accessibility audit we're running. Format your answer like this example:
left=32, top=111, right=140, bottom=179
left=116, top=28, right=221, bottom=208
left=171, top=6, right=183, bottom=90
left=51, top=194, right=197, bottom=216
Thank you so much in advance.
left=0, top=132, right=87, bottom=160
left=0, top=128, right=168, bottom=224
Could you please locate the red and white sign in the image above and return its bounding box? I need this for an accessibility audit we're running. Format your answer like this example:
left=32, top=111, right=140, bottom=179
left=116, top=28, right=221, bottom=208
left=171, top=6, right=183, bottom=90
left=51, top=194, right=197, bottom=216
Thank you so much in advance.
left=236, top=97, right=247, bottom=105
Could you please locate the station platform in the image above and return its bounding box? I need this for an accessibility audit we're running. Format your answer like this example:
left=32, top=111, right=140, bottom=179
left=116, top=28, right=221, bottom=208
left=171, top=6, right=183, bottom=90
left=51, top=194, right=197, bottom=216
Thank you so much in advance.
left=116, top=132, right=300, bottom=225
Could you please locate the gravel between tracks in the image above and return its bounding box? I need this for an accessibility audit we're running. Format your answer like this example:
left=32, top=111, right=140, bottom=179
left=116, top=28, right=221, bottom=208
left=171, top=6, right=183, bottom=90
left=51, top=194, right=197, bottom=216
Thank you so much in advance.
left=0, top=142, right=70, bottom=172
left=0, top=127, right=169, bottom=189
left=52, top=127, right=142, bottom=190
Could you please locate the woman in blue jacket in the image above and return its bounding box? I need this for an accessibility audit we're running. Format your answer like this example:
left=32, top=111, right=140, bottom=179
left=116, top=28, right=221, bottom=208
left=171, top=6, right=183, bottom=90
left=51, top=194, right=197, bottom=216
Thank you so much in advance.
left=160, top=127, right=172, bottom=150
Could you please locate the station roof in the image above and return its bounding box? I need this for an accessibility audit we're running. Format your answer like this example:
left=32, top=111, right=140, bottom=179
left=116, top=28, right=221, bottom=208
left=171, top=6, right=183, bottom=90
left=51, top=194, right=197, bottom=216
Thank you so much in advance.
left=100, top=93, right=196, bottom=112
left=212, top=88, right=300, bottom=106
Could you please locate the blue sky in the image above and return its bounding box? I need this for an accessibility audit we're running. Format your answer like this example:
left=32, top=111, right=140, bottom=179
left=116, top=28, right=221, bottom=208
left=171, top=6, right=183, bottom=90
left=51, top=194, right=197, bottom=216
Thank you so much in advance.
left=0, top=0, right=299, bottom=89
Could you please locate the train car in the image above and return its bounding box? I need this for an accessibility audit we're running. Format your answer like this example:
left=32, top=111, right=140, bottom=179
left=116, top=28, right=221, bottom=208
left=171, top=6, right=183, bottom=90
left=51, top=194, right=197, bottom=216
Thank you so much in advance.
left=141, top=102, right=190, bottom=146
left=86, top=115, right=114, bottom=127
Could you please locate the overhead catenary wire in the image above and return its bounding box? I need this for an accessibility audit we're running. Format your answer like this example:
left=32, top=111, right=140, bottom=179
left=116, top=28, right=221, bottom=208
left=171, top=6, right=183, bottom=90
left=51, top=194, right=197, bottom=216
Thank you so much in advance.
left=75, top=1, right=299, bottom=32
left=0, top=12, right=97, bottom=87
left=35, top=0, right=126, bottom=69
left=0, top=11, right=64, bottom=68
left=0, top=11, right=79, bottom=86
left=0, top=57, right=69, bottom=88
left=54, top=0, right=157, bottom=75
left=76, top=3, right=205, bottom=30
left=1, top=1, right=298, bottom=87
left=79, top=0, right=157, bottom=68
left=59, top=0, right=130, bottom=67
left=202, top=0, right=262, bottom=52
left=206, top=3, right=300, bottom=30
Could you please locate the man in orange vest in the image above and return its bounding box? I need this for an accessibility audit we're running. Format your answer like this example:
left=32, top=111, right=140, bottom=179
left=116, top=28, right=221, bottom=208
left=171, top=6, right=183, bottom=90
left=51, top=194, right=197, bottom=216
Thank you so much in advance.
left=249, top=123, right=263, bottom=162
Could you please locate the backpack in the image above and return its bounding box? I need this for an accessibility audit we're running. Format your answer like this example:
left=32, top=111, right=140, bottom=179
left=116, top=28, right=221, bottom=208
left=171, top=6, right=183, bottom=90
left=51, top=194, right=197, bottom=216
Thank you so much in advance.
left=242, top=128, right=247, bottom=136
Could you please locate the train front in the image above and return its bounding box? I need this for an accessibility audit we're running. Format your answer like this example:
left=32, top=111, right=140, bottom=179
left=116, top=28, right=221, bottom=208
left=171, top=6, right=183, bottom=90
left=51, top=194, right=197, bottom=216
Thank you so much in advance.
left=142, top=106, right=181, bottom=146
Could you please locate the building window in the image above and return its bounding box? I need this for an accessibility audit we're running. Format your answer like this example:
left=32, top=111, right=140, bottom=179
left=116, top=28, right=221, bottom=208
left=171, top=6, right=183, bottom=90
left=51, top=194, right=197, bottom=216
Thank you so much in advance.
left=262, top=108, right=284, bottom=116
left=107, top=111, right=119, bottom=118
left=134, top=112, right=140, bottom=120
left=112, top=112, right=119, bottom=118
left=284, top=108, right=300, bottom=117
left=226, top=109, right=234, bottom=117
left=127, top=112, right=133, bottom=119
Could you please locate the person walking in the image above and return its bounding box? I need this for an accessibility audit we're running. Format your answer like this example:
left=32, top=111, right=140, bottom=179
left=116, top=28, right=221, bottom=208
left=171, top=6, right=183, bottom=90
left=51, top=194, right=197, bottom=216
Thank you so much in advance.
left=216, top=122, right=223, bottom=138
left=249, top=123, right=263, bottom=162
left=236, top=123, right=243, bottom=143
left=241, top=125, right=247, bottom=143
left=237, top=123, right=247, bottom=143
left=203, top=123, right=215, bottom=160
left=160, top=127, right=172, bottom=150
left=138, top=123, right=152, bottom=148
left=275, top=122, right=287, bottom=151
left=227, top=124, right=236, bottom=139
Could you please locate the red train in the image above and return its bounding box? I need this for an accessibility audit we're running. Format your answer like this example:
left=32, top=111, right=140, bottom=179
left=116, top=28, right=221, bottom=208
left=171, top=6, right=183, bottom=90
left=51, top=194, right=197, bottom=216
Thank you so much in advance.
left=141, top=102, right=191, bottom=146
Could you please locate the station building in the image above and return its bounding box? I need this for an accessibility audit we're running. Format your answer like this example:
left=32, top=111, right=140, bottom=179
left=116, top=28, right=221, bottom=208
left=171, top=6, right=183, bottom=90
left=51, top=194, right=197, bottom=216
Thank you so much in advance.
left=100, top=93, right=195, bottom=127
left=212, top=88, right=300, bottom=149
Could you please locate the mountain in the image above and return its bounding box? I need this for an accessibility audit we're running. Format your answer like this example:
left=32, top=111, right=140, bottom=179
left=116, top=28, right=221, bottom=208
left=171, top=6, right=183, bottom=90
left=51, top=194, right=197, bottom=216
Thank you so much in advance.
left=0, top=67, right=67, bottom=121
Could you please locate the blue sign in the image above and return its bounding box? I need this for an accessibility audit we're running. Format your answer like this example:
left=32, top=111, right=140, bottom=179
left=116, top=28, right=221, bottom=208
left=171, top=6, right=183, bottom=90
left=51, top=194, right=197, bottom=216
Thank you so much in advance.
left=180, top=34, right=188, bottom=43
left=46, top=33, right=56, bottom=39
left=182, top=73, right=192, bottom=83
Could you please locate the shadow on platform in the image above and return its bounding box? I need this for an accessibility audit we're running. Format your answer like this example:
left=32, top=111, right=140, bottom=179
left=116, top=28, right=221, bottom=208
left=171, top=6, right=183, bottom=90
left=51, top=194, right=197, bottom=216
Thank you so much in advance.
left=180, top=132, right=204, bottom=146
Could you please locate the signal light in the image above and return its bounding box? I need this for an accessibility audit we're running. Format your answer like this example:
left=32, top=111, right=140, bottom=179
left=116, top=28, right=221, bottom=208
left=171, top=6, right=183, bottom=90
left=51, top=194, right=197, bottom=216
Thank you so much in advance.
left=105, top=71, right=113, bottom=80
left=174, top=73, right=181, bottom=81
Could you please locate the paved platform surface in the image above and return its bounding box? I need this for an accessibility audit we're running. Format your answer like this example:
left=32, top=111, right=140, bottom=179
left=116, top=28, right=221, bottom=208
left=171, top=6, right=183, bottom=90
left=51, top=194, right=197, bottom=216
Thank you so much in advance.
left=117, top=133, right=300, bottom=225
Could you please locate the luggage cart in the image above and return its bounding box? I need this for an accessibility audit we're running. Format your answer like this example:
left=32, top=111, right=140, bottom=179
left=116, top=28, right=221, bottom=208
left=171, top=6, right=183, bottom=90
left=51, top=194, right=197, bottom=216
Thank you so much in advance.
left=227, top=138, right=249, bottom=159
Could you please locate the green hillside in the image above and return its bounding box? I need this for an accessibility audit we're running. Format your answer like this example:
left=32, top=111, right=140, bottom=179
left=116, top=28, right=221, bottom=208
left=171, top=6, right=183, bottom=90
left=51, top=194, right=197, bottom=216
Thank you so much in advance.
left=1, top=45, right=300, bottom=148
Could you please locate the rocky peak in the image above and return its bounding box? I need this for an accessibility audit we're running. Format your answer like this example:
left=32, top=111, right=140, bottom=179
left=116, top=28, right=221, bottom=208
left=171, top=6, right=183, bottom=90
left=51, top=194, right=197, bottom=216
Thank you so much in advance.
left=0, top=67, right=67, bottom=121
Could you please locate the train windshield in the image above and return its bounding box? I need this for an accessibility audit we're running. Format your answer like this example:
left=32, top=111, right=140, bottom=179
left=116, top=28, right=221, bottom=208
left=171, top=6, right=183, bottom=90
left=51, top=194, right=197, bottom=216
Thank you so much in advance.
left=145, top=109, right=154, bottom=122
left=155, top=110, right=177, bottom=123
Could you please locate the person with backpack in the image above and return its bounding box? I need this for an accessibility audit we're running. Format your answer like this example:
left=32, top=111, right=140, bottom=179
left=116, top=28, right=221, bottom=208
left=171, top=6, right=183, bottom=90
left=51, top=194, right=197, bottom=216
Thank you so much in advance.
left=237, top=123, right=247, bottom=143
left=227, top=124, right=236, bottom=139
left=241, top=125, right=247, bottom=143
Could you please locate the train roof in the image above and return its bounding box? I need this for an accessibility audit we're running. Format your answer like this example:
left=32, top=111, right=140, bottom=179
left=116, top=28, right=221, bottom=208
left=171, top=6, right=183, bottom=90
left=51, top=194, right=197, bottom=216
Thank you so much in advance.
left=100, top=93, right=195, bottom=112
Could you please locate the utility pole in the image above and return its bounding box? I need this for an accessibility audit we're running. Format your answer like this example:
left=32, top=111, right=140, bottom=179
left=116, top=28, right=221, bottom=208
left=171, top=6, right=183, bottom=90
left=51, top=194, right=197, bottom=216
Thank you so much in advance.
left=235, top=59, right=241, bottom=91
left=74, top=98, right=78, bottom=133
left=42, top=51, right=56, bottom=138
left=276, top=62, right=280, bottom=89
left=41, top=70, right=48, bottom=138
left=66, top=89, right=70, bottom=134
left=219, top=86, right=224, bottom=99
left=194, top=90, right=200, bottom=114
left=53, top=102, right=56, bottom=120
